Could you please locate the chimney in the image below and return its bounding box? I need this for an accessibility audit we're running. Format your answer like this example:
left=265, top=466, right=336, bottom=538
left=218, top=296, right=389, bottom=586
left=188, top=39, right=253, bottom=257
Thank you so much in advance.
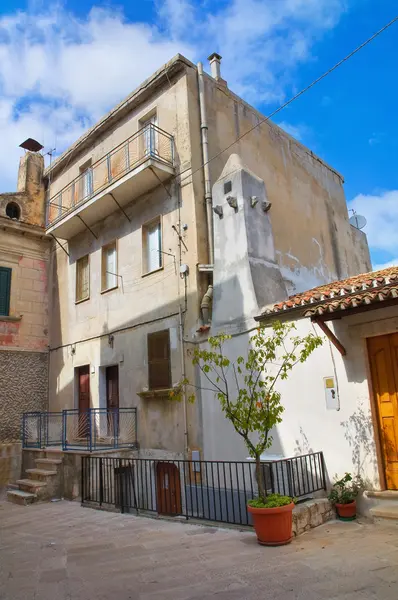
left=208, top=53, right=227, bottom=86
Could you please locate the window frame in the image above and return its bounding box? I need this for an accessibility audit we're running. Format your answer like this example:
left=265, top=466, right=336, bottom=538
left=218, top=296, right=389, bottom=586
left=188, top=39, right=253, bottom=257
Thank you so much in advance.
left=147, top=329, right=172, bottom=390
left=101, top=240, right=118, bottom=294
left=75, top=254, right=90, bottom=304
left=0, top=266, right=12, bottom=316
left=142, top=216, right=163, bottom=276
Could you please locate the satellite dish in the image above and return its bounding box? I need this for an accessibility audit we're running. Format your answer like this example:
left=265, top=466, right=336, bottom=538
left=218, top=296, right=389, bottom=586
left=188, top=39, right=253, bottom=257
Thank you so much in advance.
left=349, top=214, right=367, bottom=230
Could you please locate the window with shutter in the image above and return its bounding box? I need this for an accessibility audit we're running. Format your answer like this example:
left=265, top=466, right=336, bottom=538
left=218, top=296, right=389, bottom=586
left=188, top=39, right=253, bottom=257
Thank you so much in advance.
left=101, top=241, right=118, bottom=291
left=148, top=330, right=171, bottom=390
left=76, top=255, right=90, bottom=302
left=0, top=267, right=11, bottom=316
left=142, top=217, right=162, bottom=274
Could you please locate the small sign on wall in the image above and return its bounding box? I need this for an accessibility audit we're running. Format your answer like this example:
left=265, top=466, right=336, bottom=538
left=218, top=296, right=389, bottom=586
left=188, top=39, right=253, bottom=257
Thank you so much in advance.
left=324, top=376, right=339, bottom=410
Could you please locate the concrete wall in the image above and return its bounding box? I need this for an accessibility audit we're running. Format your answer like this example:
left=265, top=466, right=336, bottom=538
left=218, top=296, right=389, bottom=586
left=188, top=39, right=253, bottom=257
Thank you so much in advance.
left=198, top=305, right=398, bottom=492
left=0, top=443, right=22, bottom=497
left=200, top=73, right=371, bottom=295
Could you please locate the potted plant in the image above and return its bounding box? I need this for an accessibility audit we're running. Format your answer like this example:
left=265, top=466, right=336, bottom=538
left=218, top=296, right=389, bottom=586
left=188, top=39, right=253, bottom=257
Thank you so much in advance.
left=328, top=473, right=362, bottom=520
left=177, top=321, right=322, bottom=545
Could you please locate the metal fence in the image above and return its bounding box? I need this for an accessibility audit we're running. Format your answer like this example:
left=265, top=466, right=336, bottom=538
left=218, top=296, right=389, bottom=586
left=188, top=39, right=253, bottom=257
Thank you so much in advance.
left=21, top=409, right=138, bottom=451
left=22, top=412, right=63, bottom=448
left=81, top=452, right=326, bottom=526
left=47, top=123, right=174, bottom=226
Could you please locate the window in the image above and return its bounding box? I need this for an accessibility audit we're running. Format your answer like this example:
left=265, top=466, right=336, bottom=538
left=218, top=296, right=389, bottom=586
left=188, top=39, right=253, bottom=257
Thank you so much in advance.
left=148, top=330, right=171, bottom=390
left=101, top=241, right=117, bottom=292
left=6, top=202, right=21, bottom=220
left=76, top=255, right=90, bottom=302
left=143, top=218, right=162, bottom=274
left=0, top=267, right=11, bottom=316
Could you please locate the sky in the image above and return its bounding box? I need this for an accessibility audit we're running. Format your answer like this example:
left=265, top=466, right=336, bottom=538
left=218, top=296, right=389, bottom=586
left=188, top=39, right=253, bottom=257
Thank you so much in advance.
left=0, top=0, right=397, bottom=269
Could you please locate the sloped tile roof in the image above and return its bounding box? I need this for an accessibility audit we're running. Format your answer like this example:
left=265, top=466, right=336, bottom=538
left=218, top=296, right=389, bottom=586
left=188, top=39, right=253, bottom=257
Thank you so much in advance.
left=258, top=266, right=398, bottom=319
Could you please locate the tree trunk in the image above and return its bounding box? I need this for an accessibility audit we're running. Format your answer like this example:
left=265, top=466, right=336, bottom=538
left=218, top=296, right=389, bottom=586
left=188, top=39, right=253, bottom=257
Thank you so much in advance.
left=255, top=454, right=266, bottom=500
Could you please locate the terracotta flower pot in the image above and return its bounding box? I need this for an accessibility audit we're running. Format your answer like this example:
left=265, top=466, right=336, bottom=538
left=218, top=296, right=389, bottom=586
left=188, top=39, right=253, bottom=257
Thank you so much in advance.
left=335, top=500, right=356, bottom=521
left=247, top=502, right=294, bottom=546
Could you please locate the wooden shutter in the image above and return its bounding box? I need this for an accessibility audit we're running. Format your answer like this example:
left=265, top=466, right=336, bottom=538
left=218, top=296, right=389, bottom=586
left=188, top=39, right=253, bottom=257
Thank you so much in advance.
left=76, top=255, right=89, bottom=301
left=148, top=330, right=171, bottom=389
left=0, top=267, right=11, bottom=316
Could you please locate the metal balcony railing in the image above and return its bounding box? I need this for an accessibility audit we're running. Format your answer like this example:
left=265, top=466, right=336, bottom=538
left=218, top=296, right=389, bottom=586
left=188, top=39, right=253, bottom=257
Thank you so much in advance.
left=22, top=408, right=138, bottom=451
left=46, top=123, right=174, bottom=227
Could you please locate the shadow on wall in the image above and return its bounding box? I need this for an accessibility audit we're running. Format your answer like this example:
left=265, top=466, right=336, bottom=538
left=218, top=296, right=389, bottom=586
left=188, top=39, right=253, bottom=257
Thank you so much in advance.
left=340, top=403, right=377, bottom=483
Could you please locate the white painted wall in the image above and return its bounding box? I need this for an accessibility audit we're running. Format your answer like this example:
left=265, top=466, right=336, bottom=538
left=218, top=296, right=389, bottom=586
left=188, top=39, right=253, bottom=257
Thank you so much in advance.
left=199, top=306, right=398, bottom=490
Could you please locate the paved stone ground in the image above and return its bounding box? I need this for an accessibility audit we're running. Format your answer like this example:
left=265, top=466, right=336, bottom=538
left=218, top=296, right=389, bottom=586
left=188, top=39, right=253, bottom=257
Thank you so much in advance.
left=0, top=501, right=397, bottom=600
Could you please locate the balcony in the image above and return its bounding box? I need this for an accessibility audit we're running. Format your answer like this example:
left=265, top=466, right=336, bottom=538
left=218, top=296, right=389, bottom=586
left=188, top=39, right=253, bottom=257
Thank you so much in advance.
left=46, top=124, right=174, bottom=239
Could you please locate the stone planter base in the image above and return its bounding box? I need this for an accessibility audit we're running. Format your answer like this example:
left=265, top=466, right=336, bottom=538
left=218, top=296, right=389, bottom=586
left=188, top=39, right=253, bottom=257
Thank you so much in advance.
left=292, top=498, right=334, bottom=536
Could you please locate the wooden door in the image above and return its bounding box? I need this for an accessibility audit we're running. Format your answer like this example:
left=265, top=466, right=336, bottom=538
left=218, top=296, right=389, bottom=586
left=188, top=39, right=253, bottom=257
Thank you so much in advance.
left=156, top=462, right=182, bottom=515
left=367, top=334, right=398, bottom=489
left=78, top=365, right=90, bottom=437
left=106, top=366, right=119, bottom=437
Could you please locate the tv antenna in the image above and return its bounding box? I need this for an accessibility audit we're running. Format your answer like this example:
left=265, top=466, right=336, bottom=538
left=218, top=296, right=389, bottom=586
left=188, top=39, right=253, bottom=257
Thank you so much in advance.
left=349, top=209, right=367, bottom=230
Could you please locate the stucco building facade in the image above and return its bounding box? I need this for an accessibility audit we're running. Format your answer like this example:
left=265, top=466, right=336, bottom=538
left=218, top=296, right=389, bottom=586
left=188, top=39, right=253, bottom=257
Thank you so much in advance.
left=42, top=53, right=370, bottom=465
left=0, top=151, right=50, bottom=493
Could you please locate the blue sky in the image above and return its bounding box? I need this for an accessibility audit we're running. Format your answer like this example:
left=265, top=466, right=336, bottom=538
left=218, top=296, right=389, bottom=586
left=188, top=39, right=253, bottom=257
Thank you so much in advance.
left=0, top=0, right=397, bottom=269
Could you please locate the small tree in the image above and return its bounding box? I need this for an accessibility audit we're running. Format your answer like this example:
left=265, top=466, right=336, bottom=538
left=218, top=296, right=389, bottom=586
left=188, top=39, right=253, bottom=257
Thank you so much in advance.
left=184, top=321, right=322, bottom=500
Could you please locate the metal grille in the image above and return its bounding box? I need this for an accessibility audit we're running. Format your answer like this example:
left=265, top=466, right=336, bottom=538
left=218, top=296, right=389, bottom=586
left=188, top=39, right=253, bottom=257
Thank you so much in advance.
left=81, top=452, right=327, bottom=526
left=46, top=123, right=174, bottom=226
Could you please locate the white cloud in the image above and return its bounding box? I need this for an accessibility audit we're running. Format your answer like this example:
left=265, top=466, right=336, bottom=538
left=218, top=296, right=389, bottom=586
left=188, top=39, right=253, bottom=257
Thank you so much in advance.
left=373, top=259, right=398, bottom=271
left=276, top=121, right=308, bottom=141
left=0, top=0, right=347, bottom=190
left=350, top=190, right=398, bottom=256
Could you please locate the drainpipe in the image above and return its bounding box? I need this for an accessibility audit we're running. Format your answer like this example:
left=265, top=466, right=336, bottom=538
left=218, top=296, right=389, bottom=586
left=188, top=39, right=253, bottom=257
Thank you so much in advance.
left=197, top=62, right=214, bottom=266
left=200, top=284, right=213, bottom=325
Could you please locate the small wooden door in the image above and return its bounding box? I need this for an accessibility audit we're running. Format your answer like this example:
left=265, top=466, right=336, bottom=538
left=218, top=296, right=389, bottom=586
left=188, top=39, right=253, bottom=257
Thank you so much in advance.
left=156, top=462, right=182, bottom=515
left=368, top=334, right=398, bottom=489
left=78, top=365, right=90, bottom=437
left=106, top=366, right=119, bottom=437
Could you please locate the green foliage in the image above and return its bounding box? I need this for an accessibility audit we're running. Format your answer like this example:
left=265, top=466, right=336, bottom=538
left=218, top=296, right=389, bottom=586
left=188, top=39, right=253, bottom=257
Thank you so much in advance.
left=248, top=494, right=294, bottom=509
left=328, top=472, right=363, bottom=505
left=179, top=320, right=322, bottom=500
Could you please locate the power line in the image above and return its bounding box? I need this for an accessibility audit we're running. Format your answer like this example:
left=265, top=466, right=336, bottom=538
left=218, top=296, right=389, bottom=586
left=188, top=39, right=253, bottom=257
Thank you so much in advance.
left=176, top=15, right=398, bottom=186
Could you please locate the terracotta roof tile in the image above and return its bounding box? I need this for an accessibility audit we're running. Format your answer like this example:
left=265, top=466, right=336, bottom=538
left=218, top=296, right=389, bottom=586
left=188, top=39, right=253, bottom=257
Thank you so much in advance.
left=258, top=266, right=398, bottom=319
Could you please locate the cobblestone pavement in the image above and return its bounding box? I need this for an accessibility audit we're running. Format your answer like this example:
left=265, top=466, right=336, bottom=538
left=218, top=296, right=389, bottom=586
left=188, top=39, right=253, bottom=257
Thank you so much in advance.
left=0, top=500, right=397, bottom=600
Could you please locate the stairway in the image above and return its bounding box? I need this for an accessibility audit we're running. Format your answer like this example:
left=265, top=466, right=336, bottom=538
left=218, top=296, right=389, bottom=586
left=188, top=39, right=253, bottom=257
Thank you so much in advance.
left=7, top=454, right=63, bottom=506
left=366, top=490, right=398, bottom=524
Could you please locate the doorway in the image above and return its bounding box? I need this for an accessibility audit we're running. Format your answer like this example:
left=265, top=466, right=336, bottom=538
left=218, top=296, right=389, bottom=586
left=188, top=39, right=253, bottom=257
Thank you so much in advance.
left=367, top=334, right=398, bottom=489
left=77, top=365, right=90, bottom=438
left=106, top=365, right=119, bottom=437
left=156, top=462, right=182, bottom=515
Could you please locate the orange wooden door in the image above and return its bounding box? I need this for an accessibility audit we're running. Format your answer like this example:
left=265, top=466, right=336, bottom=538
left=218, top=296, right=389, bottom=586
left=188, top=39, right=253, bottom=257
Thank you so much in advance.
left=156, top=462, right=182, bottom=515
left=367, top=334, right=398, bottom=489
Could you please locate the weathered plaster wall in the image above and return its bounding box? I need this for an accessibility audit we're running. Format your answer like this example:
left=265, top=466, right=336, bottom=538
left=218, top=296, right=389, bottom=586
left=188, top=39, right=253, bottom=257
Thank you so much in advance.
left=199, top=305, right=398, bottom=491
left=0, top=350, right=48, bottom=441
left=0, top=228, right=50, bottom=350
left=0, top=152, right=46, bottom=228
left=48, top=68, right=205, bottom=455
left=201, top=74, right=371, bottom=295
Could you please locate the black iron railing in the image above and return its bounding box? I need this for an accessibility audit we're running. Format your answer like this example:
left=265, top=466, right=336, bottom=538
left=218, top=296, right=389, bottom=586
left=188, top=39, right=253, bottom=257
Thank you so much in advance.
left=21, top=408, right=138, bottom=451
left=81, top=452, right=326, bottom=526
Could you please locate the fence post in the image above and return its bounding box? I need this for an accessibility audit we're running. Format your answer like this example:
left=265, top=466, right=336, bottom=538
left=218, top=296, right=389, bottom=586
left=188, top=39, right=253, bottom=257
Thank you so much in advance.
left=118, top=458, right=124, bottom=514
left=320, top=452, right=327, bottom=490
left=81, top=455, right=85, bottom=504
left=89, top=409, right=92, bottom=452
left=99, top=457, right=103, bottom=507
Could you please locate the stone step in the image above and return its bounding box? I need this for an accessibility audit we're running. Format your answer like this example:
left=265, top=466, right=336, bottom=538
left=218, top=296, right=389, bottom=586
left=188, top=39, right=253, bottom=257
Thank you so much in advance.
left=7, top=482, right=19, bottom=490
left=7, top=490, right=37, bottom=506
left=370, top=505, right=398, bottom=522
left=35, top=458, right=63, bottom=466
left=366, top=490, right=398, bottom=500
left=16, top=478, right=47, bottom=490
left=26, top=468, right=57, bottom=478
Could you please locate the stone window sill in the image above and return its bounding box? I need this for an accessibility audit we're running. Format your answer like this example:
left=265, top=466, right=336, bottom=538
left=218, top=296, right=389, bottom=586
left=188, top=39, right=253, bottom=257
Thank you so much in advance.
left=0, top=315, right=22, bottom=322
left=137, top=388, right=179, bottom=400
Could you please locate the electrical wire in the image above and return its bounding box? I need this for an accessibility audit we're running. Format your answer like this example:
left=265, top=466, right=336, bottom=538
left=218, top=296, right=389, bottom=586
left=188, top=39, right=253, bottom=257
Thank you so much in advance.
left=175, top=15, right=398, bottom=187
